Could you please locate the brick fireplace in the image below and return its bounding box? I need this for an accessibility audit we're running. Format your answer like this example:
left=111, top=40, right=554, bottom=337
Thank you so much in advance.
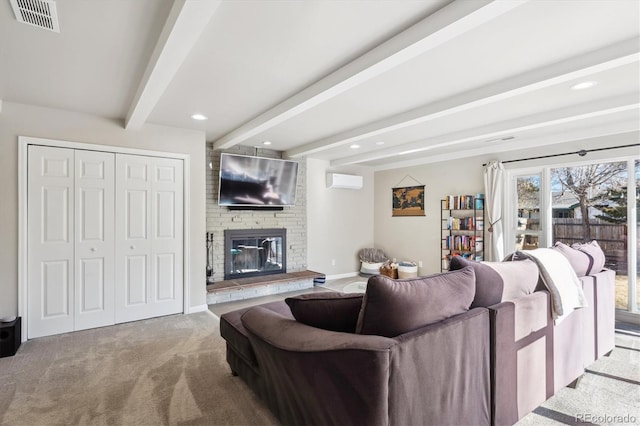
left=206, top=144, right=308, bottom=283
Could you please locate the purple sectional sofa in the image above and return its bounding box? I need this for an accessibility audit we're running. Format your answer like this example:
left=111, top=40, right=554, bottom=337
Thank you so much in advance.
left=220, top=245, right=615, bottom=426
left=221, top=267, right=491, bottom=426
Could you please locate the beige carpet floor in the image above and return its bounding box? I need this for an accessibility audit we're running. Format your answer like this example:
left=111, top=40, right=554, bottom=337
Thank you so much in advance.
left=0, top=312, right=278, bottom=426
left=2, top=300, right=639, bottom=426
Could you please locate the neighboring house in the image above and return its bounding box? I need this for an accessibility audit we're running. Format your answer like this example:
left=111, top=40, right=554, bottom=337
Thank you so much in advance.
left=552, top=191, right=615, bottom=219
left=520, top=191, right=612, bottom=221
left=552, top=191, right=578, bottom=218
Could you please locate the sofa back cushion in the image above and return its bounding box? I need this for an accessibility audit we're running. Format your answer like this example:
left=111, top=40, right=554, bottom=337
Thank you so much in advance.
left=355, top=266, right=475, bottom=337
left=285, top=292, right=364, bottom=333
left=449, top=257, right=539, bottom=308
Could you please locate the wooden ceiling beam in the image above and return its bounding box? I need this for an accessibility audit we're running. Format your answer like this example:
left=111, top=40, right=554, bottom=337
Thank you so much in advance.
left=125, top=0, right=221, bottom=130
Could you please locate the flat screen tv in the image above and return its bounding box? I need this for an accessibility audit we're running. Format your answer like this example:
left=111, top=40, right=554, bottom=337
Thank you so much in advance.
left=218, top=153, right=299, bottom=207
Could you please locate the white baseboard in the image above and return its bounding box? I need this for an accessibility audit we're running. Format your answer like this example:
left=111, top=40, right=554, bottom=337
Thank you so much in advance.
left=325, top=272, right=359, bottom=281
left=187, top=304, right=209, bottom=314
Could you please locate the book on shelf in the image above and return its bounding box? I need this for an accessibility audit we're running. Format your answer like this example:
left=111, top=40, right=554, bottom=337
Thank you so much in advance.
left=443, top=194, right=476, bottom=210
left=447, top=216, right=475, bottom=230
left=443, top=235, right=476, bottom=251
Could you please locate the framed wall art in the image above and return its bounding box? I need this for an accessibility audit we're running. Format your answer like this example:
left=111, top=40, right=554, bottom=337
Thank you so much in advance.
left=392, top=185, right=425, bottom=217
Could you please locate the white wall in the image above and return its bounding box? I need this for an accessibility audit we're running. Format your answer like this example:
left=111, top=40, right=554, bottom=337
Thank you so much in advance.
left=307, top=159, right=374, bottom=277
left=0, top=102, right=207, bottom=318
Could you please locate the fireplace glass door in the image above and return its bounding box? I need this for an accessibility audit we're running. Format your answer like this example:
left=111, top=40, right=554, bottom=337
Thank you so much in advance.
left=224, top=229, right=286, bottom=279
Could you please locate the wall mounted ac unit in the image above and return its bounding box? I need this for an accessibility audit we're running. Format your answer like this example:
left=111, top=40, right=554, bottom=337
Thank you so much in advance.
left=326, top=173, right=363, bottom=190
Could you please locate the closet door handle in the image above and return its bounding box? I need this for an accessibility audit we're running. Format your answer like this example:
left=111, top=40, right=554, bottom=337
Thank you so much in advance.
left=130, top=245, right=135, bottom=250
left=90, top=247, right=97, bottom=252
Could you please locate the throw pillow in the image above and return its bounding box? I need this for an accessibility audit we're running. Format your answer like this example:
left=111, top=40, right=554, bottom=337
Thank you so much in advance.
left=571, top=240, right=606, bottom=275
left=355, top=266, right=475, bottom=338
left=285, top=292, right=364, bottom=333
left=449, top=257, right=539, bottom=308
left=551, top=241, right=591, bottom=276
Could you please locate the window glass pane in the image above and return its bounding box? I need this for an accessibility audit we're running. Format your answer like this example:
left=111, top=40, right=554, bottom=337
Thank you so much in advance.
left=516, top=234, right=539, bottom=251
left=551, top=162, right=629, bottom=309
left=636, top=160, right=639, bottom=311
left=515, top=176, right=540, bottom=250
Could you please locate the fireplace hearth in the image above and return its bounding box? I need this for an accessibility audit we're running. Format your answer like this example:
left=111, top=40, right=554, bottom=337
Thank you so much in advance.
left=224, top=229, right=286, bottom=280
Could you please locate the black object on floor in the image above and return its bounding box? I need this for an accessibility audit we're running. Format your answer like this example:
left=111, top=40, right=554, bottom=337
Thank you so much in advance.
left=0, top=316, right=21, bottom=358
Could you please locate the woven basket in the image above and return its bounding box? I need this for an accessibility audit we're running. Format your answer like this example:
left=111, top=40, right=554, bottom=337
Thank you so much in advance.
left=397, top=265, right=418, bottom=279
left=380, top=265, right=398, bottom=279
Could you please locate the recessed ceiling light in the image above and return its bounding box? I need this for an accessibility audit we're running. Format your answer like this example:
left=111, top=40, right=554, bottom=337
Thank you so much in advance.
left=571, top=81, right=597, bottom=90
left=350, top=144, right=360, bottom=149
left=376, top=141, right=385, bottom=145
left=262, top=141, right=272, bottom=145
left=191, top=113, right=208, bottom=120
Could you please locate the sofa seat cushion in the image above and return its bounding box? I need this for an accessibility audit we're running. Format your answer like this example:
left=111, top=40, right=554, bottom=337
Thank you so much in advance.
left=356, top=266, right=476, bottom=337
left=285, top=292, right=364, bottom=332
left=220, top=300, right=293, bottom=369
left=449, top=257, right=539, bottom=308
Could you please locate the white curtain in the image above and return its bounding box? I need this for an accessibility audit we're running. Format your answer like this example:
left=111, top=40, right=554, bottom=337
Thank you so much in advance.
left=484, top=161, right=505, bottom=262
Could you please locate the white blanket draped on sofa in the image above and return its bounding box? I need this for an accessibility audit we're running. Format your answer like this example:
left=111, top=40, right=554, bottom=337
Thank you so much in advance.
left=504, top=248, right=587, bottom=323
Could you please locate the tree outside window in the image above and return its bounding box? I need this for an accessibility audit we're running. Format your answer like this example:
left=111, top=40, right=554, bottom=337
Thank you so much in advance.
left=551, top=162, right=635, bottom=310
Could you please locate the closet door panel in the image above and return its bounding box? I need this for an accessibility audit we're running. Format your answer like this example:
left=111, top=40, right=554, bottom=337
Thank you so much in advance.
left=125, top=255, right=148, bottom=305
left=28, top=146, right=75, bottom=338
left=74, top=150, right=115, bottom=331
left=79, top=258, right=104, bottom=312
left=42, top=260, right=71, bottom=317
left=151, top=158, right=183, bottom=315
left=115, top=154, right=153, bottom=323
left=115, top=154, right=183, bottom=321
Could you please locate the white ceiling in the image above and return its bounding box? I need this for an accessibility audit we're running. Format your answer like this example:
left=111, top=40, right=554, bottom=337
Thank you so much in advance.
left=1, top=0, right=639, bottom=168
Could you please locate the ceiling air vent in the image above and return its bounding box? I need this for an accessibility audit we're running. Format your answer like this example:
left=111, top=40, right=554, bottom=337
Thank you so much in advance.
left=10, top=0, right=60, bottom=33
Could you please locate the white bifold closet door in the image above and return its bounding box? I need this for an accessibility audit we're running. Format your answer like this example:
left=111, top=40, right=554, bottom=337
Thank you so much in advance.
left=28, top=146, right=183, bottom=339
left=28, top=146, right=115, bottom=338
left=114, top=154, right=183, bottom=323
left=74, top=150, right=116, bottom=331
